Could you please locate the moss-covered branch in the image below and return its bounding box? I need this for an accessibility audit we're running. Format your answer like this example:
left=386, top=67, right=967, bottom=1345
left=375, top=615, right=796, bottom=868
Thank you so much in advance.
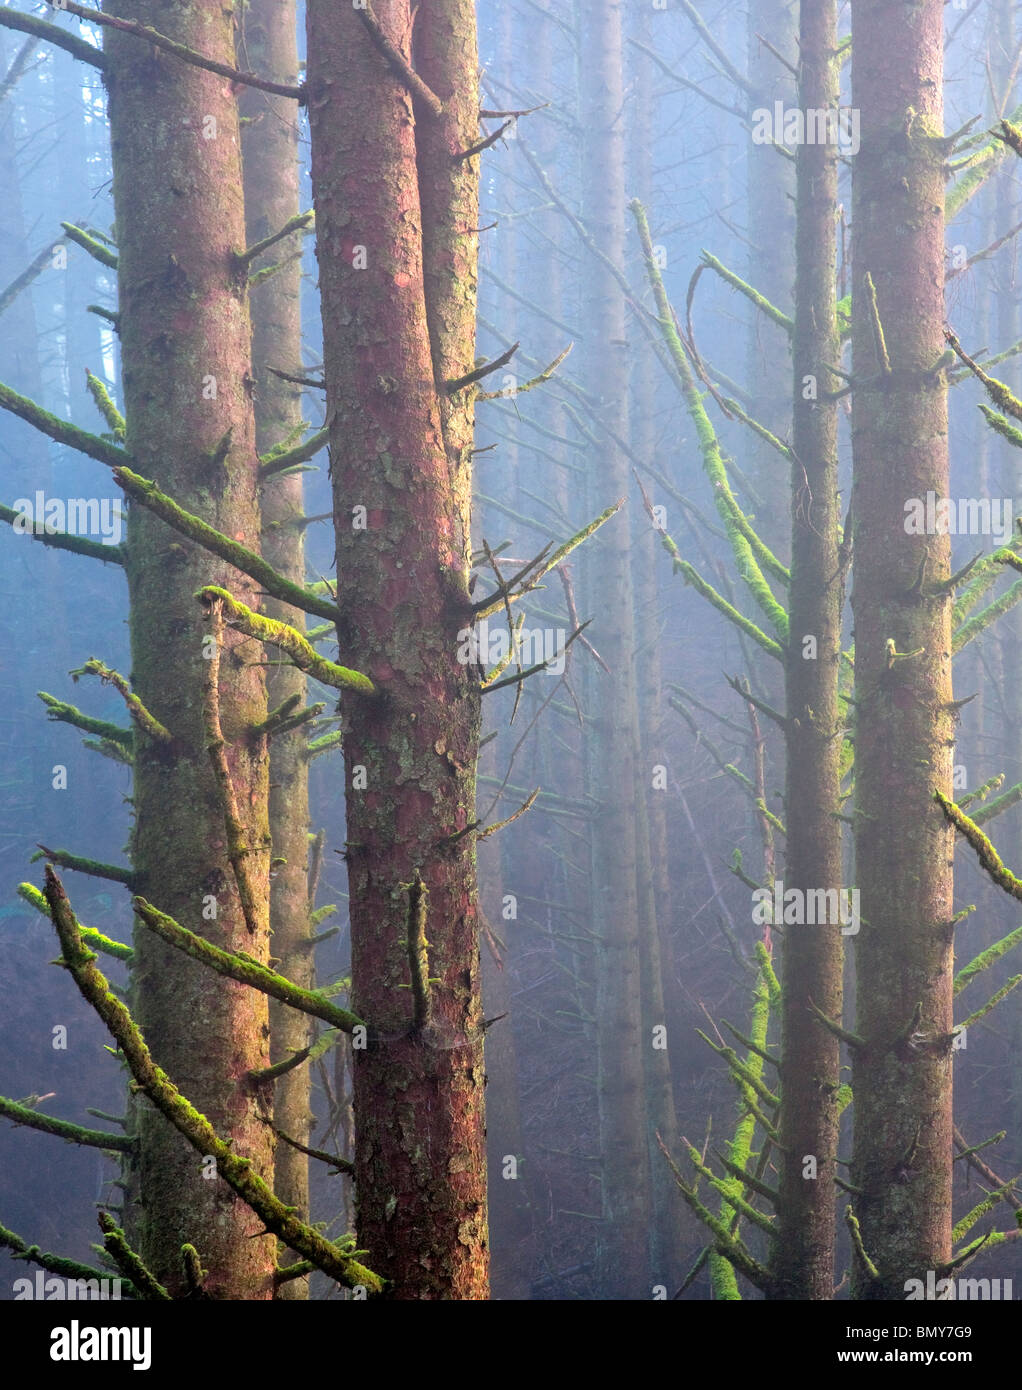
left=958, top=976, right=1022, bottom=1031
left=632, top=203, right=790, bottom=640
left=200, top=599, right=264, bottom=936
left=952, top=580, right=1022, bottom=653
left=1, top=503, right=125, bottom=563
left=636, top=474, right=784, bottom=660
left=305, top=730, right=344, bottom=761
left=197, top=587, right=372, bottom=693
left=709, top=970, right=774, bottom=1299
left=845, top=1206, right=881, bottom=1280
left=84, top=369, right=125, bottom=438
left=43, top=868, right=382, bottom=1292
left=97, top=1214, right=170, bottom=1300
left=935, top=789, right=1022, bottom=902
left=0, top=1094, right=133, bottom=1152
left=978, top=402, right=1022, bottom=449
left=0, top=7, right=106, bottom=68
left=0, top=1220, right=139, bottom=1297
left=19, top=882, right=133, bottom=961
left=699, top=251, right=794, bottom=335
left=131, top=896, right=364, bottom=1034
left=955, top=926, right=1022, bottom=997
left=401, top=870, right=431, bottom=1031
left=258, top=426, right=328, bottom=479
left=953, top=534, right=1022, bottom=625
left=237, top=211, right=313, bottom=269
left=973, top=781, right=1022, bottom=826
left=681, top=1138, right=776, bottom=1238
left=951, top=1174, right=1022, bottom=1245
left=62, top=224, right=117, bottom=270
left=945, top=327, right=1022, bottom=420
left=37, top=691, right=132, bottom=746
left=655, top=1133, right=773, bottom=1295
left=0, top=380, right=129, bottom=468
left=71, top=658, right=170, bottom=743
left=31, top=846, right=134, bottom=888
left=114, top=466, right=339, bottom=622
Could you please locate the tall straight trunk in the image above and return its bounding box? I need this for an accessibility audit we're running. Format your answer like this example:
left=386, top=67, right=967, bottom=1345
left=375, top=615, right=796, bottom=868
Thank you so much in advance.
left=849, top=0, right=954, bottom=1299
left=580, top=0, right=651, bottom=1298
left=238, top=0, right=311, bottom=1300
left=104, top=2, right=275, bottom=1298
left=628, top=3, right=683, bottom=1295
left=772, top=0, right=844, bottom=1300
left=306, top=0, right=488, bottom=1299
left=746, top=0, right=797, bottom=555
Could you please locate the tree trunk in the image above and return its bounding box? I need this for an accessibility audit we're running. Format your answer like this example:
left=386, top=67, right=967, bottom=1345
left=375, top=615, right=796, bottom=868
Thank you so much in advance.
left=580, top=0, right=651, bottom=1299
left=772, top=0, right=844, bottom=1301
left=305, top=0, right=488, bottom=1299
left=105, top=0, right=275, bottom=1298
left=849, top=0, right=954, bottom=1299
left=238, top=0, right=313, bottom=1301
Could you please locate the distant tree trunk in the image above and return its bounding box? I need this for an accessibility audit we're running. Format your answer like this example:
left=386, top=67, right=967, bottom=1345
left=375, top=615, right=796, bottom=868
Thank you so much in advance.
left=580, top=0, right=651, bottom=1299
left=306, top=0, right=488, bottom=1299
left=238, top=0, right=311, bottom=1301
left=849, top=0, right=954, bottom=1299
left=105, top=0, right=275, bottom=1298
left=746, top=0, right=797, bottom=555
left=628, top=2, right=684, bottom=1296
left=771, top=0, right=844, bottom=1301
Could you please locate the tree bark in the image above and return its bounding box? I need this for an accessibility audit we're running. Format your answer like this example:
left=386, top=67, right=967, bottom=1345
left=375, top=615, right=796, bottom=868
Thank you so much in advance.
left=238, top=0, right=312, bottom=1300
left=104, top=0, right=275, bottom=1298
left=772, top=0, right=844, bottom=1301
left=305, top=0, right=488, bottom=1299
left=849, top=0, right=954, bottom=1299
left=580, top=0, right=651, bottom=1299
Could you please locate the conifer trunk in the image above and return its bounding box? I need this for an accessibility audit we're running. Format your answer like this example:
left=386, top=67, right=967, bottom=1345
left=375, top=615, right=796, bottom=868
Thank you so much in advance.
left=305, top=0, right=488, bottom=1299
left=849, top=0, right=954, bottom=1299
left=580, top=0, right=651, bottom=1298
left=772, top=0, right=844, bottom=1300
left=105, top=0, right=275, bottom=1298
left=238, top=0, right=312, bottom=1299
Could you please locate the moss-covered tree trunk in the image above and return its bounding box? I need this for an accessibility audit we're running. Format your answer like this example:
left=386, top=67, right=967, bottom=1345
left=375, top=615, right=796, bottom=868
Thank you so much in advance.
left=772, top=0, right=844, bottom=1301
left=306, top=0, right=488, bottom=1299
left=105, top=1, right=275, bottom=1298
left=849, top=0, right=954, bottom=1299
left=580, top=0, right=651, bottom=1299
left=238, top=0, right=312, bottom=1301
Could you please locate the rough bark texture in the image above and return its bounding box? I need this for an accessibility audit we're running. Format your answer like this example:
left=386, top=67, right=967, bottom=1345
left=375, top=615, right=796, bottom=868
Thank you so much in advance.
left=580, top=0, right=651, bottom=1299
left=238, top=0, right=311, bottom=1300
left=849, top=0, right=954, bottom=1299
left=306, top=0, right=488, bottom=1299
left=105, top=0, right=275, bottom=1298
left=772, top=0, right=843, bottom=1301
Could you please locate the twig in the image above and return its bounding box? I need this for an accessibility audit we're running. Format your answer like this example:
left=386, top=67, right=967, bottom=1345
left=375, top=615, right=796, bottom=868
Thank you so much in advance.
left=354, top=2, right=442, bottom=116
left=45, top=0, right=304, bottom=100
left=200, top=596, right=266, bottom=935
